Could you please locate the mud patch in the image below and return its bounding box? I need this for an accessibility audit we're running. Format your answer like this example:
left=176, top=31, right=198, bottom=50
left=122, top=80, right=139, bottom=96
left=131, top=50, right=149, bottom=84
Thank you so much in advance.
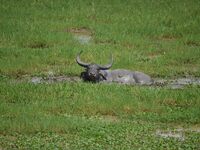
left=155, top=127, right=200, bottom=141
left=67, top=27, right=92, bottom=35
left=99, top=115, right=119, bottom=123
left=8, top=73, right=200, bottom=88
left=146, top=51, right=165, bottom=60
left=30, top=76, right=81, bottom=84
left=185, top=40, right=200, bottom=47
left=153, top=77, right=200, bottom=89
left=31, top=77, right=43, bottom=84
left=155, top=129, right=185, bottom=141
left=160, top=35, right=178, bottom=40
left=67, top=27, right=93, bottom=45
left=95, top=39, right=117, bottom=45
left=27, top=76, right=200, bottom=88
left=74, top=35, right=92, bottom=45
left=155, top=34, right=180, bottom=41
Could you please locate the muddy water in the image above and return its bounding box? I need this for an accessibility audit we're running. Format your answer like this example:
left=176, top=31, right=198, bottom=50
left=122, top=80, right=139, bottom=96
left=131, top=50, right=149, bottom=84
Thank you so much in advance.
left=153, top=77, right=200, bottom=89
left=74, top=34, right=92, bottom=45
left=155, top=127, right=200, bottom=141
left=28, top=75, right=200, bottom=89
left=155, top=129, right=185, bottom=141
left=30, top=76, right=81, bottom=84
left=67, top=27, right=92, bottom=45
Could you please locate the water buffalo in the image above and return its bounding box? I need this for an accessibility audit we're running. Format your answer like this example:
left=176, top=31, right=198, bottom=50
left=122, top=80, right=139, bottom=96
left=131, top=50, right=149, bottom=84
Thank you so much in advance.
left=76, top=51, right=153, bottom=84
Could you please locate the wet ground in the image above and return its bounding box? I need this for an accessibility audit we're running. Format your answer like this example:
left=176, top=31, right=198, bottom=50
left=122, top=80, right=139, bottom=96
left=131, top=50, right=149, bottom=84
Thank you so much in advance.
left=155, top=129, right=185, bottom=141
left=74, top=34, right=92, bottom=45
left=155, top=127, right=200, bottom=141
left=26, top=75, right=200, bottom=89
left=5, top=27, right=197, bottom=89
left=153, top=77, right=200, bottom=89
left=63, top=27, right=200, bottom=88
left=30, top=75, right=81, bottom=84
left=67, top=27, right=92, bottom=45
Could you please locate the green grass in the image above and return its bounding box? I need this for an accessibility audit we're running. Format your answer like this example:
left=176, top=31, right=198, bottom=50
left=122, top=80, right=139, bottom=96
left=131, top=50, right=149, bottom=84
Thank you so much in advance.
left=1, top=0, right=200, bottom=77
left=0, top=0, right=200, bottom=149
left=0, top=78, right=200, bottom=149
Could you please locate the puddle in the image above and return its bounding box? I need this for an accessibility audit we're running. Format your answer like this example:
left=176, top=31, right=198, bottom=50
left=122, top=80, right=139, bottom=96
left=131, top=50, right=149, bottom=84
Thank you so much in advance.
left=155, top=127, right=200, bottom=141
left=153, top=77, right=200, bottom=89
left=67, top=27, right=93, bottom=45
left=155, top=129, right=185, bottom=141
left=30, top=76, right=80, bottom=84
left=74, top=34, right=92, bottom=45
left=31, top=77, right=43, bottom=84
left=27, top=76, right=200, bottom=87
left=8, top=72, right=200, bottom=88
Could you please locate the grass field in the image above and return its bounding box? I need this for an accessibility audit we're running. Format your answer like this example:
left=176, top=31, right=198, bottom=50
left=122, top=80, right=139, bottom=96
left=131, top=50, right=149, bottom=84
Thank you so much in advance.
left=0, top=0, right=200, bottom=149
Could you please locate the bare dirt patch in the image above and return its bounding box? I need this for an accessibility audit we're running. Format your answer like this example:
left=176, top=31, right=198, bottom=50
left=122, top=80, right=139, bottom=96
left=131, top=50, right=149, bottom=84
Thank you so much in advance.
left=160, top=35, right=177, bottom=40
left=185, top=40, right=200, bottom=47
left=67, top=27, right=93, bottom=36
left=95, top=39, right=117, bottom=45
left=100, top=115, right=119, bottom=123
left=30, top=75, right=81, bottom=84
left=155, top=129, right=185, bottom=141
left=67, top=27, right=93, bottom=45
left=153, top=77, right=200, bottom=89
left=74, top=35, right=92, bottom=45
left=9, top=72, right=200, bottom=89
left=155, top=126, right=200, bottom=141
left=155, top=34, right=181, bottom=41
left=146, top=51, right=165, bottom=60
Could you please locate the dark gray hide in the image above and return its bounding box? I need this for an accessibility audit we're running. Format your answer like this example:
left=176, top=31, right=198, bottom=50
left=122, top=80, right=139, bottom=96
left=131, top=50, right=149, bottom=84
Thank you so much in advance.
left=76, top=51, right=153, bottom=84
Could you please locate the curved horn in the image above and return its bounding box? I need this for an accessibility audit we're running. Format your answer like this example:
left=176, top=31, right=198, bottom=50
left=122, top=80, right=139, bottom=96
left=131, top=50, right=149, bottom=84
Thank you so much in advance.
left=76, top=51, right=90, bottom=68
left=98, top=54, right=113, bottom=70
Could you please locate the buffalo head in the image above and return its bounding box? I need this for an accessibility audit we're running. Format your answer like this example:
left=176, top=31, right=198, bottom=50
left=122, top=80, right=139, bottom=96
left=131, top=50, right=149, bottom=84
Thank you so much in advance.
left=76, top=51, right=113, bottom=82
